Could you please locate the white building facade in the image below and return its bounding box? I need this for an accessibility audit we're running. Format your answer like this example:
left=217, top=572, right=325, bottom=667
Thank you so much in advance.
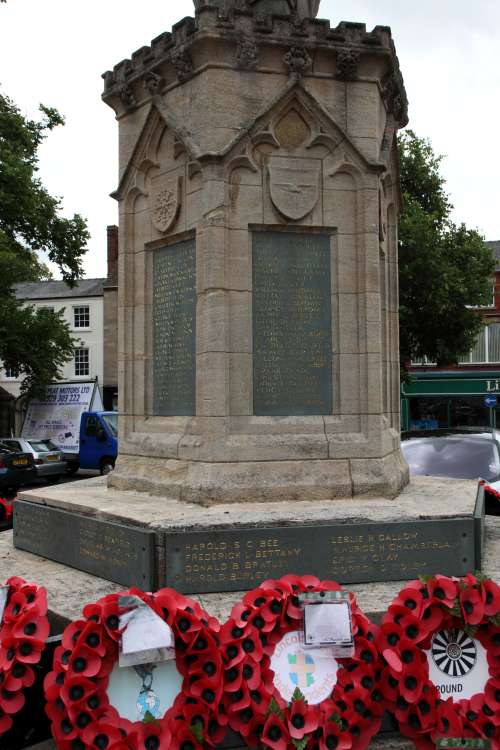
left=0, top=279, right=106, bottom=399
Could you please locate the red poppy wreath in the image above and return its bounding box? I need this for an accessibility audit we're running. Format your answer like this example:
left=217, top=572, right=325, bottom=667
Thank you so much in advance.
left=221, top=574, right=385, bottom=750
left=44, top=588, right=226, bottom=750
left=0, top=575, right=49, bottom=736
left=377, top=573, right=500, bottom=750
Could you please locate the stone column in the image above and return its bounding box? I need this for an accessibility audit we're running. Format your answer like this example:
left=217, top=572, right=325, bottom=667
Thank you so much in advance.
left=102, top=1, right=409, bottom=503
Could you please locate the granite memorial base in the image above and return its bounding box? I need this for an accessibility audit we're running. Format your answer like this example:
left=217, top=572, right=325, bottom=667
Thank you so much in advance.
left=14, top=475, right=484, bottom=595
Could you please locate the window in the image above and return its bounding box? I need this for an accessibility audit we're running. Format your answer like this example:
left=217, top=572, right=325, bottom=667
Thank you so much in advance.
left=4, top=367, right=17, bottom=379
left=73, top=305, right=90, bottom=328
left=469, top=283, right=495, bottom=309
left=458, top=323, right=500, bottom=365
left=74, top=347, right=89, bottom=377
left=84, top=415, right=99, bottom=437
left=411, top=356, right=437, bottom=367
left=38, top=306, right=54, bottom=313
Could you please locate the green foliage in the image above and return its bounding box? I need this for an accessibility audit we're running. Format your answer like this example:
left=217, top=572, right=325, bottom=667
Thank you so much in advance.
left=0, top=90, right=89, bottom=393
left=142, top=711, right=159, bottom=725
left=189, top=722, right=204, bottom=743
left=327, top=711, right=343, bottom=727
left=290, top=687, right=307, bottom=704
left=267, top=696, right=285, bottom=720
left=398, top=130, right=494, bottom=368
left=292, top=738, right=309, bottom=750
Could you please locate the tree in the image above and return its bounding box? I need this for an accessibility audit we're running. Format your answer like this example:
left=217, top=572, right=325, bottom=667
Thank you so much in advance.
left=398, top=130, right=494, bottom=368
left=0, top=91, right=89, bottom=393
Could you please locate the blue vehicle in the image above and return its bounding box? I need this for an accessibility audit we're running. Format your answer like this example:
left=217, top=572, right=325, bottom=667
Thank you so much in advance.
left=71, top=411, right=118, bottom=475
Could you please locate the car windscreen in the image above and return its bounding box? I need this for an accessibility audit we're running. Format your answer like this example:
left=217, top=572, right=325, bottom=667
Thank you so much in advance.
left=27, top=439, right=60, bottom=452
left=0, top=440, right=21, bottom=452
left=102, top=414, right=118, bottom=437
left=0, top=441, right=16, bottom=453
left=402, top=437, right=500, bottom=481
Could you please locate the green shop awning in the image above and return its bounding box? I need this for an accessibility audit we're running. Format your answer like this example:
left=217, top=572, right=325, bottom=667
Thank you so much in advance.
left=402, top=371, right=500, bottom=397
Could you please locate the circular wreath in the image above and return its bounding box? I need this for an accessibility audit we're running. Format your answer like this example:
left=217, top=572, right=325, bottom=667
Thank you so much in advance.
left=44, top=587, right=227, bottom=750
left=0, top=575, right=49, bottom=736
left=220, top=574, right=385, bottom=750
left=0, top=497, right=13, bottom=525
left=376, top=573, right=500, bottom=749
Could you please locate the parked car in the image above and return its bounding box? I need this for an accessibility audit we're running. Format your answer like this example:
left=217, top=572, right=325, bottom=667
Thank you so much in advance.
left=0, top=441, right=37, bottom=495
left=401, top=428, right=500, bottom=514
left=0, top=438, right=66, bottom=484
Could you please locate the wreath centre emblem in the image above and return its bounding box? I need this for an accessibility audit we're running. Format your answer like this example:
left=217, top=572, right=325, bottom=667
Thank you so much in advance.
left=431, top=628, right=477, bottom=677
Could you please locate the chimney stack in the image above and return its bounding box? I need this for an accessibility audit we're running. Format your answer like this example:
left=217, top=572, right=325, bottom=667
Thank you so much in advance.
left=106, top=225, right=118, bottom=284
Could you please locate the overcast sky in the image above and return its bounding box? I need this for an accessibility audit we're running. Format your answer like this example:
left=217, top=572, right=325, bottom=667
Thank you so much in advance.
left=1, top=0, right=499, bottom=279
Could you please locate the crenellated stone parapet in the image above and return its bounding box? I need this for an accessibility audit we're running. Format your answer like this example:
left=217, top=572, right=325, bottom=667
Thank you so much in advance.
left=102, top=7, right=408, bottom=131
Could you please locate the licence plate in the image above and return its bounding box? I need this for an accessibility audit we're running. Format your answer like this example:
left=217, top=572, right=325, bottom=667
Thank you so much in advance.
left=46, top=455, right=59, bottom=462
left=13, top=458, right=28, bottom=466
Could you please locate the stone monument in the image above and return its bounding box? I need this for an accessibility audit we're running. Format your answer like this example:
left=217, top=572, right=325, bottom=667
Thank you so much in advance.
left=101, top=0, right=410, bottom=505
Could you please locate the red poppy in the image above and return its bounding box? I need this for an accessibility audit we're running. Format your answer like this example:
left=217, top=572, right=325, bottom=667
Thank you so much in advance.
left=82, top=721, right=124, bottom=748
left=287, top=700, right=319, bottom=739
left=377, top=622, right=403, bottom=651
left=435, top=696, right=465, bottom=737
left=482, top=579, right=500, bottom=617
left=261, top=714, right=288, bottom=750
left=427, top=575, right=458, bottom=608
left=460, top=585, right=485, bottom=625
left=319, top=720, right=353, bottom=750
left=485, top=677, right=500, bottom=711
left=397, top=614, right=428, bottom=645
left=134, top=720, right=172, bottom=750
left=169, top=724, right=204, bottom=750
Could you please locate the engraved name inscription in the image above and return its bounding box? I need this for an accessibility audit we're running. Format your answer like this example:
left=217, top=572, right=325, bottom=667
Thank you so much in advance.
left=165, top=519, right=474, bottom=594
left=14, top=501, right=155, bottom=589
left=153, top=239, right=196, bottom=416
left=252, top=231, right=332, bottom=415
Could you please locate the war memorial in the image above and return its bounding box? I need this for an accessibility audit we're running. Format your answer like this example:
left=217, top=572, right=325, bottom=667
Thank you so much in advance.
left=11, top=0, right=484, bottom=607
left=1, top=2, right=496, bottom=748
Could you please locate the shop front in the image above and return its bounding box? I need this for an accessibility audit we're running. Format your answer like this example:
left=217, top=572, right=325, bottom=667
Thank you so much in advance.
left=401, top=370, right=500, bottom=431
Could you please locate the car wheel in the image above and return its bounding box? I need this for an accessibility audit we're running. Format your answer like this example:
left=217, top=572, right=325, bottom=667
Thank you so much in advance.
left=66, top=462, right=79, bottom=475
left=100, top=459, right=115, bottom=476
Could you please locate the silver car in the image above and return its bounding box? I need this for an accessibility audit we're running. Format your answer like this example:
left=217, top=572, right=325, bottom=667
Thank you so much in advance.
left=0, top=438, right=66, bottom=483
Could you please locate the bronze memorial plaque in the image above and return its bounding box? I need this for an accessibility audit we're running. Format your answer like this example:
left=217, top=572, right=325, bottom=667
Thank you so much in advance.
left=14, top=500, right=156, bottom=589
left=252, top=231, right=332, bottom=415
left=165, top=518, right=477, bottom=594
left=153, top=238, right=196, bottom=416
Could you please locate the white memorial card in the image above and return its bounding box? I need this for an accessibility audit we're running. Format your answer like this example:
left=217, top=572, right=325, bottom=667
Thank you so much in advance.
left=119, top=596, right=175, bottom=668
left=303, top=601, right=354, bottom=656
left=0, top=586, right=8, bottom=625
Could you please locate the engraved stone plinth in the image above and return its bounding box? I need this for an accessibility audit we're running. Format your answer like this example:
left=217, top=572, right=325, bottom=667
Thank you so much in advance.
left=14, top=475, right=484, bottom=596
left=13, top=499, right=156, bottom=589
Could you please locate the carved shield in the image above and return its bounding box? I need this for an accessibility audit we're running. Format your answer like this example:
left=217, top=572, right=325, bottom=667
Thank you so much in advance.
left=151, top=175, right=182, bottom=234
left=269, top=156, right=321, bottom=220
